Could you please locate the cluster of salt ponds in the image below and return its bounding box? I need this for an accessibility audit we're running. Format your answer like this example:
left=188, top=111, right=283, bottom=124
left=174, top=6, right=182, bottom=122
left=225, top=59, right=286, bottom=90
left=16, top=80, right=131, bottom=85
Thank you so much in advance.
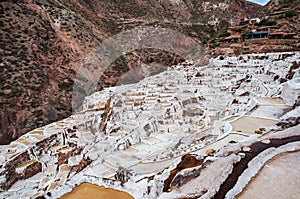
left=1, top=52, right=299, bottom=198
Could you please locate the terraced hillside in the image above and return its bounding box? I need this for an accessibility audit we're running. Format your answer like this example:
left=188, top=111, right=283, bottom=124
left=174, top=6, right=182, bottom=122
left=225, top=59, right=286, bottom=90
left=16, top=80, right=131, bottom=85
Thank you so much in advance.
left=0, top=0, right=262, bottom=144
left=0, top=52, right=299, bottom=198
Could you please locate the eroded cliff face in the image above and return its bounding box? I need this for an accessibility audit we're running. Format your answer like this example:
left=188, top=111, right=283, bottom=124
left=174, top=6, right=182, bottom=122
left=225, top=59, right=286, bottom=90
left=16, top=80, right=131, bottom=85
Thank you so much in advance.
left=0, top=0, right=262, bottom=144
left=0, top=1, right=105, bottom=144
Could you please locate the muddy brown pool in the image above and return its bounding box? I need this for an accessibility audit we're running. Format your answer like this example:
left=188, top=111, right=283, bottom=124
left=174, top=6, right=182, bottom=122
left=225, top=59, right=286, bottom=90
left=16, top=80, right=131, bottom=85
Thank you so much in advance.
left=60, top=183, right=134, bottom=199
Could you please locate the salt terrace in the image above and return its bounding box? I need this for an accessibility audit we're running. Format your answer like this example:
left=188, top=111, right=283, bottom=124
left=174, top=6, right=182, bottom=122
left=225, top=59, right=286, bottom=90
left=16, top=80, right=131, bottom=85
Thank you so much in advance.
left=0, top=52, right=299, bottom=199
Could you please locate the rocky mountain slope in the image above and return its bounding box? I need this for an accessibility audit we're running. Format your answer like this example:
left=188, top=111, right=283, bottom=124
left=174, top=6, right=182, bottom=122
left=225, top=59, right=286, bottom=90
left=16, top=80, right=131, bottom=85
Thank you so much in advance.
left=0, top=0, right=262, bottom=144
left=264, top=0, right=300, bottom=13
left=208, top=0, right=300, bottom=55
left=69, top=0, right=261, bottom=26
left=0, top=0, right=104, bottom=144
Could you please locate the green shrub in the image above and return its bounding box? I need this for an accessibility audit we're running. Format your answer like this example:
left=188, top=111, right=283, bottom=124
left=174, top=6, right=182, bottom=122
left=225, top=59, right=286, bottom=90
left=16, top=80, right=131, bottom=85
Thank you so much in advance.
left=219, top=31, right=230, bottom=38
left=58, top=80, right=74, bottom=91
left=285, top=10, right=297, bottom=18
left=239, top=21, right=247, bottom=26
left=210, top=42, right=220, bottom=49
left=112, top=56, right=129, bottom=73
left=258, top=19, right=277, bottom=27
left=279, top=0, right=293, bottom=4
left=35, top=109, right=43, bottom=117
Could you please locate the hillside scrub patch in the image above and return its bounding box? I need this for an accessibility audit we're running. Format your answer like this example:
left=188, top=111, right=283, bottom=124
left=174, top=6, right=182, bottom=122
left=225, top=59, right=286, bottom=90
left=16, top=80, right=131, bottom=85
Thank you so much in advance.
left=258, top=19, right=277, bottom=27
left=285, top=10, right=297, bottom=18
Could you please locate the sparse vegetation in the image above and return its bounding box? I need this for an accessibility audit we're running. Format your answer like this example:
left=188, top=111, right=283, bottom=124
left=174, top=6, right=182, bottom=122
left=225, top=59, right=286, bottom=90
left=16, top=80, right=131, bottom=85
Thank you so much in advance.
left=58, top=80, right=74, bottom=91
left=285, top=10, right=297, bottom=18
left=258, top=19, right=277, bottom=27
left=279, top=0, right=293, bottom=4
left=101, top=18, right=119, bottom=34
left=210, top=42, right=220, bottom=49
left=112, top=56, right=129, bottom=73
left=219, top=31, right=230, bottom=38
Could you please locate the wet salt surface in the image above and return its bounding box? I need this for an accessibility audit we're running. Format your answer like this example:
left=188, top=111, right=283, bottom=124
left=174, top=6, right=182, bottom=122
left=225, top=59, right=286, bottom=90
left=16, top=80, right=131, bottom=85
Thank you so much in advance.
left=230, top=116, right=278, bottom=134
left=238, top=152, right=300, bottom=199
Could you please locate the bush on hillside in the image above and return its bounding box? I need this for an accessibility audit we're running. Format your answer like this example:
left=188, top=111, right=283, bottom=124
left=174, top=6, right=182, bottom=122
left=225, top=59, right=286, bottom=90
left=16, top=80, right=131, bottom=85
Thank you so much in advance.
left=285, top=10, right=297, bottom=18
left=219, top=31, right=230, bottom=38
left=258, top=19, right=277, bottom=27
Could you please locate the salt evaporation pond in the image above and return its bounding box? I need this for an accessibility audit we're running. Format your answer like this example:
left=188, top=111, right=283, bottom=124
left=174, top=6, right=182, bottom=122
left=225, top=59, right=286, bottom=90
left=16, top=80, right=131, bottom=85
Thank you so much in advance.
left=238, top=152, right=300, bottom=199
left=60, top=183, right=134, bottom=199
